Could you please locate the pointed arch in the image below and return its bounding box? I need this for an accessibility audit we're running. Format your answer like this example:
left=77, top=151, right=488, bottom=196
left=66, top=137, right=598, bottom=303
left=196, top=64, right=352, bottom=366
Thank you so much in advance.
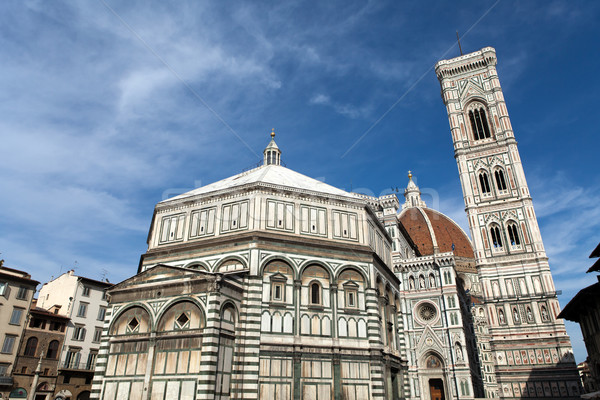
left=489, top=224, right=503, bottom=248
left=494, top=168, right=508, bottom=191
left=421, top=351, right=445, bottom=369
left=506, top=220, right=521, bottom=246
left=466, top=101, right=492, bottom=141
left=478, top=170, right=492, bottom=195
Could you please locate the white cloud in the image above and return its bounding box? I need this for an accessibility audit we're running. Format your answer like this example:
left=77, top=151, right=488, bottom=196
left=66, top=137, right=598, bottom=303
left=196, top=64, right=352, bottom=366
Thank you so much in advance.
left=309, top=93, right=372, bottom=119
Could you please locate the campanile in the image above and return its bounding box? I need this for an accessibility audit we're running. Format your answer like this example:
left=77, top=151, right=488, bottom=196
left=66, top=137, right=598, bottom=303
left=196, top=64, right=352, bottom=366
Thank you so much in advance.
left=435, top=47, right=581, bottom=399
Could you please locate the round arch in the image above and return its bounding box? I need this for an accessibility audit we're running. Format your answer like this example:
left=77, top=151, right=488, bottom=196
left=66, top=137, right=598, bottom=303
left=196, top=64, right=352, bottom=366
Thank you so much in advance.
left=109, top=303, right=154, bottom=334
left=155, top=297, right=206, bottom=330
left=220, top=300, right=239, bottom=317
left=335, top=265, right=369, bottom=286
left=183, top=261, right=210, bottom=271
left=297, top=260, right=334, bottom=283
left=259, top=256, right=297, bottom=277
left=220, top=300, right=239, bottom=329
left=214, top=256, right=247, bottom=273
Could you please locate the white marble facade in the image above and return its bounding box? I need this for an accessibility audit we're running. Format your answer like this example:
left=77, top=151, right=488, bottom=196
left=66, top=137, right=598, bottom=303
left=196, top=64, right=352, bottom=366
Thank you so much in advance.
left=91, top=47, right=580, bottom=400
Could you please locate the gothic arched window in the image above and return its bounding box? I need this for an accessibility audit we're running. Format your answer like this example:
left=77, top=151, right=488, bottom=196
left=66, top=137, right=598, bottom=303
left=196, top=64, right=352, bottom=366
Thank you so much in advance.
left=495, top=169, right=508, bottom=191
left=490, top=225, right=503, bottom=248
left=468, top=106, right=492, bottom=140
left=24, top=337, right=37, bottom=357
left=507, top=222, right=521, bottom=246
left=479, top=172, right=491, bottom=195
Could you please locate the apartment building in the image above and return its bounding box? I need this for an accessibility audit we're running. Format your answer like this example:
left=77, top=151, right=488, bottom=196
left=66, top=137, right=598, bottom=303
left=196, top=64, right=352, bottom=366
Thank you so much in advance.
left=0, top=264, right=39, bottom=397
left=38, top=270, right=111, bottom=400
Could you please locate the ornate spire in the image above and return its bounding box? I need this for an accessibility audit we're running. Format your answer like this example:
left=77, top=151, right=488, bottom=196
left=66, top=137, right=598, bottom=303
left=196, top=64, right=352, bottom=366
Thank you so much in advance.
left=263, top=128, right=281, bottom=166
left=402, top=171, right=426, bottom=209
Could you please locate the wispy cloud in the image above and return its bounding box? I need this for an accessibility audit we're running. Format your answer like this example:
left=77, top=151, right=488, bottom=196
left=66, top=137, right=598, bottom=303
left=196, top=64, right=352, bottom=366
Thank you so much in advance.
left=309, top=93, right=372, bottom=119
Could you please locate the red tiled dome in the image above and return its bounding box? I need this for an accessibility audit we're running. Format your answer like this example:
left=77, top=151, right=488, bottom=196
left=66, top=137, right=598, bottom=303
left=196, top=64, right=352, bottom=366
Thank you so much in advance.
left=399, top=207, right=474, bottom=259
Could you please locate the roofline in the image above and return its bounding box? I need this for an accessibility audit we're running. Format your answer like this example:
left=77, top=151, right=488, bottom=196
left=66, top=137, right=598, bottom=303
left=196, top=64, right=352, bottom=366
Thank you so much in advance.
left=590, top=242, right=600, bottom=258
left=156, top=168, right=365, bottom=209
left=112, top=263, right=214, bottom=292
left=587, top=258, right=600, bottom=273
left=78, top=276, right=112, bottom=287
left=0, top=271, right=40, bottom=286
left=558, top=281, right=600, bottom=321
left=30, top=307, right=71, bottom=320
left=0, top=266, right=33, bottom=276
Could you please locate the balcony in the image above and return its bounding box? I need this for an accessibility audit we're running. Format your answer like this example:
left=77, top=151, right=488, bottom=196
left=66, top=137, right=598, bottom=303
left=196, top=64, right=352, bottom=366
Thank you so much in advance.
left=0, top=376, right=14, bottom=385
left=59, top=361, right=95, bottom=371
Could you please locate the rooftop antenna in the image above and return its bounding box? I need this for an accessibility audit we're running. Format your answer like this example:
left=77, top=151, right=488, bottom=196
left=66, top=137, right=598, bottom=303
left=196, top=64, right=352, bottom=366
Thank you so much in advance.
left=456, top=31, right=463, bottom=56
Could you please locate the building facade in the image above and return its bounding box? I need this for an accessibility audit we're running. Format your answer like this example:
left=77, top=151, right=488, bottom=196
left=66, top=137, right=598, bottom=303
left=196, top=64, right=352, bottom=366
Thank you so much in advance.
left=90, top=47, right=579, bottom=400
left=435, top=47, right=580, bottom=398
left=37, top=271, right=111, bottom=400
left=559, top=243, right=600, bottom=396
left=11, top=307, right=69, bottom=400
left=0, top=265, right=39, bottom=397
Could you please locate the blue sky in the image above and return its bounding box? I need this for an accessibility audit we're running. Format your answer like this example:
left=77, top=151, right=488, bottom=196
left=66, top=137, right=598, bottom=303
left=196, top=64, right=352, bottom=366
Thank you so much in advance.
left=1, top=1, right=599, bottom=362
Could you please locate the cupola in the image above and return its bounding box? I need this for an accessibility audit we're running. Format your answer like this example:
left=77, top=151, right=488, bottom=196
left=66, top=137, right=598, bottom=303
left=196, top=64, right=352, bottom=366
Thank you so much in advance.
left=403, top=171, right=426, bottom=209
left=263, top=129, right=281, bottom=166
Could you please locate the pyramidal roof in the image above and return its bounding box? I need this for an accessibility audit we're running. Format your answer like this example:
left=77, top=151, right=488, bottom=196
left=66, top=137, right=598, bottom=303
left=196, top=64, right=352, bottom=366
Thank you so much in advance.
left=162, top=164, right=358, bottom=203
left=162, top=131, right=359, bottom=203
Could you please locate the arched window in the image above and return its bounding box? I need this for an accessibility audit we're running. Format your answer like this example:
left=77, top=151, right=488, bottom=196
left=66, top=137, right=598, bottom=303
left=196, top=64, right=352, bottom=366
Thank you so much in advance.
left=24, top=337, right=37, bottom=357
left=310, top=282, right=321, bottom=305
left=495, top=169, right=508, bottom=191
left=46, top=340, right=59, bottom=359
left=507, top=222, right=521, bottom=246
left=479, top=172, right=491, bottom=195
left=302, top=265, right=329, bottom=306
left=157, top=301, right=204, bottom=332
left=468, top=106, right=491, bottom=140
left=490, top=225, right=503, bottom=248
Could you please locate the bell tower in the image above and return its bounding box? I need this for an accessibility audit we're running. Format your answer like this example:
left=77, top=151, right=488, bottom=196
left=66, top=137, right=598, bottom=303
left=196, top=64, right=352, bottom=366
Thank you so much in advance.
left=435, top=48, right=581, bottom=399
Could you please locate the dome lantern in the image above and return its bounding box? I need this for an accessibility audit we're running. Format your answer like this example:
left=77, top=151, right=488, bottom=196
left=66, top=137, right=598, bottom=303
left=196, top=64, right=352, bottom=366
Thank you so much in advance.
left=403, top=170, right=426, bottom=209
left=263, top=128, right=281, bottom=166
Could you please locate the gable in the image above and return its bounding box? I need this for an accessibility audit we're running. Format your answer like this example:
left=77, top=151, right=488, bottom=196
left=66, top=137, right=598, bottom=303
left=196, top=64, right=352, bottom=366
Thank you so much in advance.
left=109, top=264, right=212, bottom=291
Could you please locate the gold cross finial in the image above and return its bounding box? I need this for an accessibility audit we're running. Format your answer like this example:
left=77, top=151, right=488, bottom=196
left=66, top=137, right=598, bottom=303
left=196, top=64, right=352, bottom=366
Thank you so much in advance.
left=271, top=128, right=275, bottom=138
left=408, top=170, right=412, bottom=179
